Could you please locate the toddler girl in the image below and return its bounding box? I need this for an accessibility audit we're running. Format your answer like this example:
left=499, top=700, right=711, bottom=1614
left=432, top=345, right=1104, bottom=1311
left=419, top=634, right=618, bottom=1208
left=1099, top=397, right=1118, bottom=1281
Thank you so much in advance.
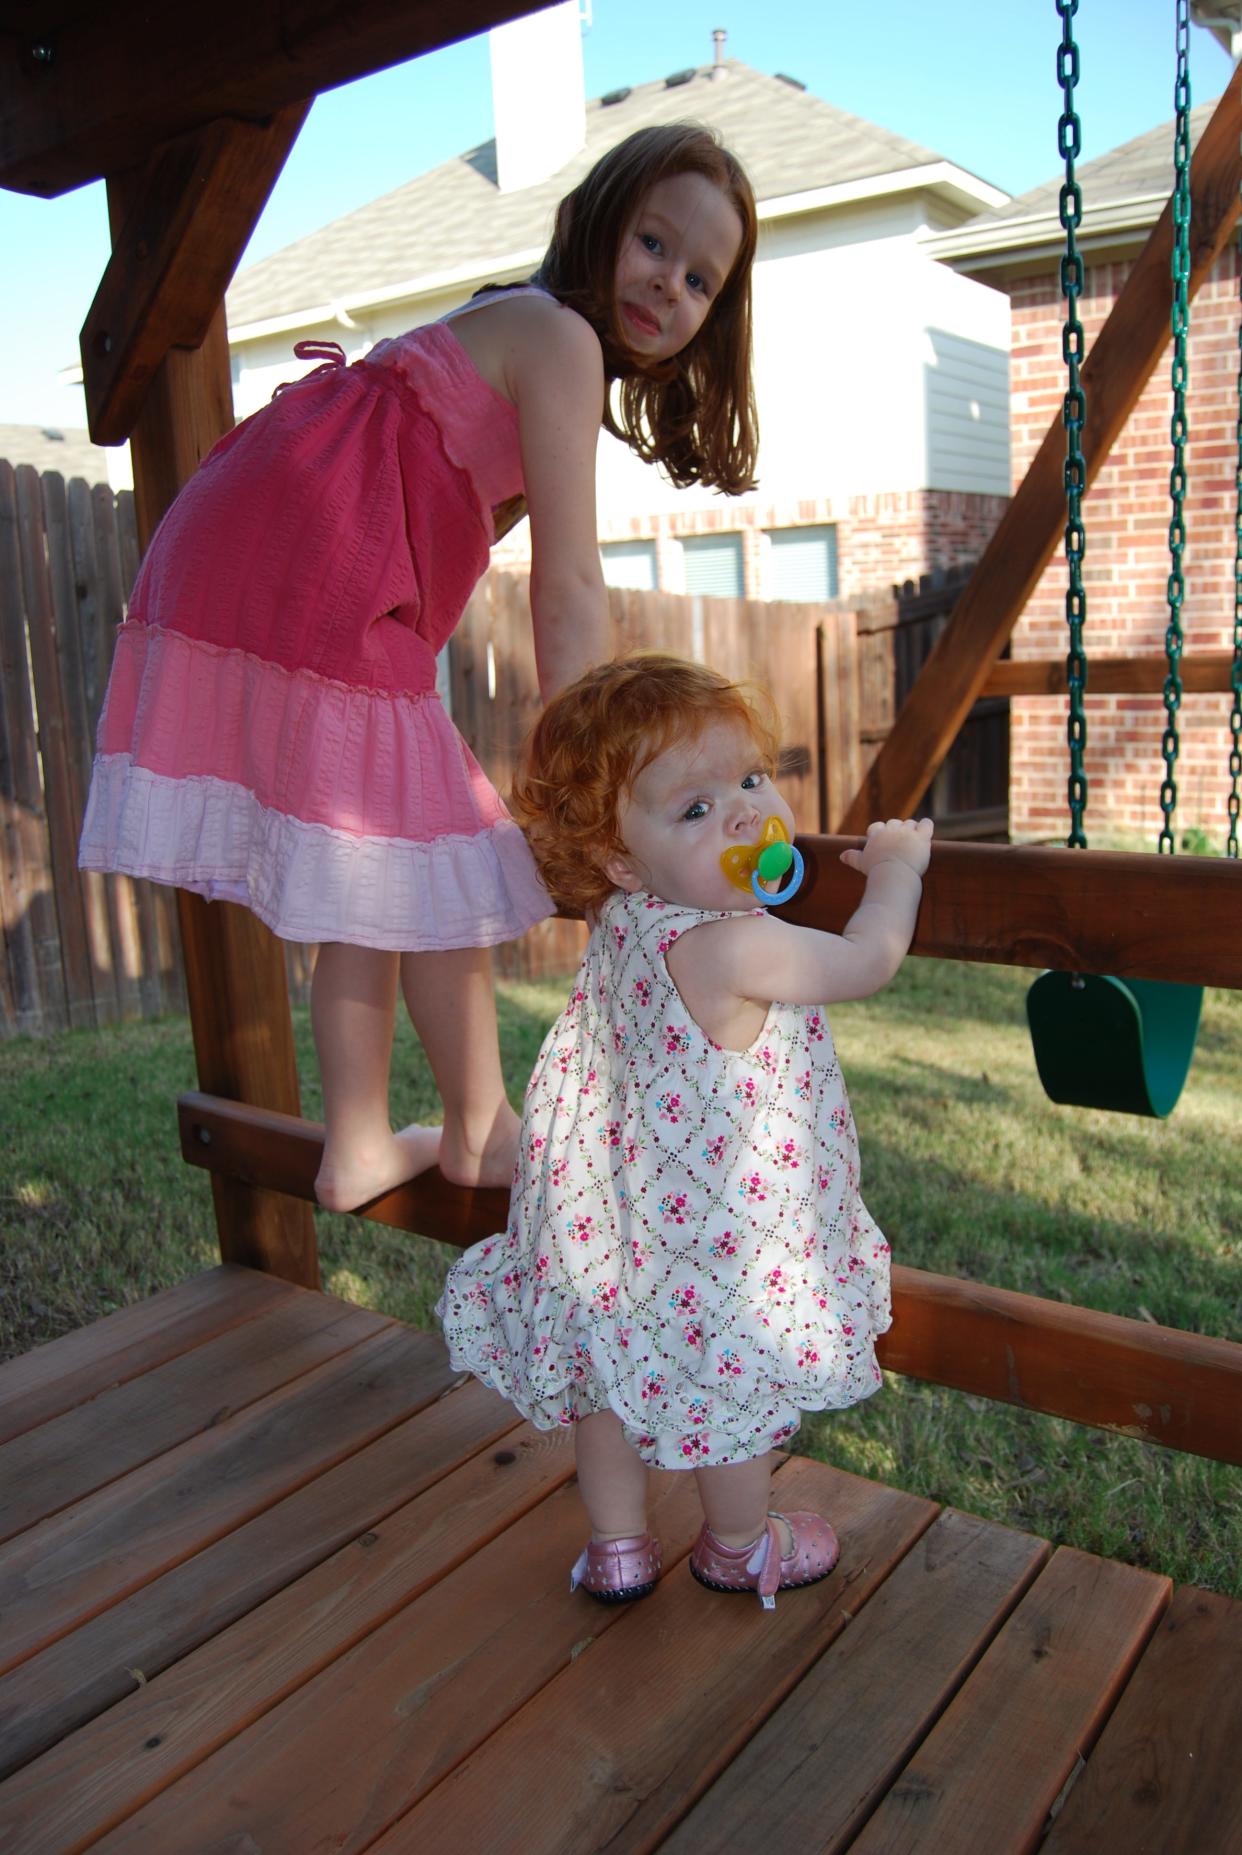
left=79, top=125, right=759, bottom=1211
left=437, top=655, right=932, bottom=1608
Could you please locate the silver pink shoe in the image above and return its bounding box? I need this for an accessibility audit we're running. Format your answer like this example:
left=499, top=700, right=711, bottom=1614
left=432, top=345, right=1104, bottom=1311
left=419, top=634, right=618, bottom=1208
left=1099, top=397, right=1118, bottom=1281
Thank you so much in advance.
left=689, top=1511, right=839, bottom=1610
left=569, top=1532, right=662, bottom=1603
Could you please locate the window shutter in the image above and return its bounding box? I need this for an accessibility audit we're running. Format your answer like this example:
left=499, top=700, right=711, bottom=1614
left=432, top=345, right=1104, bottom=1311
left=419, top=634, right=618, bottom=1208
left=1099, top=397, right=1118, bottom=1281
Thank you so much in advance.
left=600, top=540, right=658, bottom=590
left=767, top=526, right=838, bottom=602
left=681, top=533, right=744, bottom=597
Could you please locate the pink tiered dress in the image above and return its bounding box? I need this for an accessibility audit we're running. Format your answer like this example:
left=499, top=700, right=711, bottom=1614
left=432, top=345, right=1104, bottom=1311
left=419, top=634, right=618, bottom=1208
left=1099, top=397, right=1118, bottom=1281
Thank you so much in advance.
left=79, top=294, right=555, bottom=951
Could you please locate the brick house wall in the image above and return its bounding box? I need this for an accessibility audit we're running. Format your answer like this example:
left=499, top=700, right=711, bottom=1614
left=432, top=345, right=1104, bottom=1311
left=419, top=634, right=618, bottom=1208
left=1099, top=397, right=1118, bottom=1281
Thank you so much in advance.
left=1008, top=250, right=1238, bottom=845
left=495, top=489, right=1008, bottom=603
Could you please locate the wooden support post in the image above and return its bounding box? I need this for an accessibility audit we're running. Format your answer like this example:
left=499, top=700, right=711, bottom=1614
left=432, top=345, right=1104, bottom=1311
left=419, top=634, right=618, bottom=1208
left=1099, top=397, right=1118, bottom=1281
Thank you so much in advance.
left=839, top=71, right=1242, bottom=831
left=82, top=106, right=310, bottom=445
left=111, top=176, right=319, bottom=1287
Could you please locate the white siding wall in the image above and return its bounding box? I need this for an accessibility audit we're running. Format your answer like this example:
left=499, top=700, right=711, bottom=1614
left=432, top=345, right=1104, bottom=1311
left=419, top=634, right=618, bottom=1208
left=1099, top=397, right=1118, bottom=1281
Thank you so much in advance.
left=227, top=187, right=1010, bottom=522
left=923, top=327, right=1010, bottom=493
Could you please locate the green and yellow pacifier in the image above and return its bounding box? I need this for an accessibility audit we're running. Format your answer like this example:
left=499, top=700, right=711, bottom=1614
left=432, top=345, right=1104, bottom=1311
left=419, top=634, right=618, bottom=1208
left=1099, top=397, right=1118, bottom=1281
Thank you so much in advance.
left=720, top=816, right=805, bottom=906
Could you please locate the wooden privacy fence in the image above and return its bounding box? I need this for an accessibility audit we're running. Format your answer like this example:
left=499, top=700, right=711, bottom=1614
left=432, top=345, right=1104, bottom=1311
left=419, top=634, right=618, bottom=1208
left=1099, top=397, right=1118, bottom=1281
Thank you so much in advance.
left=866, top=564, right=1011, bottom=842
left=1, top=461, right=186, bottom=1039
left=0, top=463, right=999, bottom=1035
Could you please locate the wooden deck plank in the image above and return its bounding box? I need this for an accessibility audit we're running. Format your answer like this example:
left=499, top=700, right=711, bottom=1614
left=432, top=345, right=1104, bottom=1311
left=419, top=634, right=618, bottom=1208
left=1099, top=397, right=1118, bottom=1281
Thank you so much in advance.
left=4, top=1286, right=1239, bottom=1854
left=0, top=1266, right=291, bottom=1446
left=1042, top=1585, right=1242, bottom=1855
left=848, top=1548, right=1170, bottom=1854
left=17, top=1423, right=581, bottom=1855
left=369, top=1457, right=937, bottom=1855
left=663, top=1507, right=1051, bottom=1854
left=0, top=1323, right=458, bottom=1676
left=75, top=1460, right=703, bottom=1855
left=0, top=1375, right=515, bottom=1782
left=0, top=1292, right=390, bottom=1543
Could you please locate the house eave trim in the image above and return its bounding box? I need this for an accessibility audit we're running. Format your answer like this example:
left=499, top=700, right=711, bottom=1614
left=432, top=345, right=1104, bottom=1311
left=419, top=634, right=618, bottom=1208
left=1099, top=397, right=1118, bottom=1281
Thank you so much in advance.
left=228, top=243, right=546, bottom=346
left=925, top=191, right=1169, bottom=268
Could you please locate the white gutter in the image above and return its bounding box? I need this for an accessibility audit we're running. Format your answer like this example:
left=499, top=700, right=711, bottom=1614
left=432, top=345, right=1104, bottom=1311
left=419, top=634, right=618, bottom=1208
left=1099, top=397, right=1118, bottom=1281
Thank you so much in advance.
left=925, top=191, right=1170, bottom=270
left=758, top=161, right=1007, bottom=224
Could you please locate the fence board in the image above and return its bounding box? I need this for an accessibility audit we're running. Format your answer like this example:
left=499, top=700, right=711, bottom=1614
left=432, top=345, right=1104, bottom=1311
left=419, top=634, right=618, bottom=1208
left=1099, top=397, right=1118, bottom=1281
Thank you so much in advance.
left=78, top=475, right=147, bottom=1019
left=0, top=462, right=65, bottom=1034
left=0, top=464, right=36, bottom=1038
left=701, top=596, right=821, bottom=831
left=821, top=608, right=863, bottom=830
left=15, top=466, right=95, bottom=1028
left=46, top=470, right=122, bottom=1026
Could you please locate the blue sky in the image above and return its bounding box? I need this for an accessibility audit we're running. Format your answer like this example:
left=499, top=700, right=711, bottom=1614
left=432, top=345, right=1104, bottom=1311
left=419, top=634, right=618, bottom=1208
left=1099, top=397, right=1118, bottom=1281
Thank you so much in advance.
left=1, top=0, right=1234, bottom=430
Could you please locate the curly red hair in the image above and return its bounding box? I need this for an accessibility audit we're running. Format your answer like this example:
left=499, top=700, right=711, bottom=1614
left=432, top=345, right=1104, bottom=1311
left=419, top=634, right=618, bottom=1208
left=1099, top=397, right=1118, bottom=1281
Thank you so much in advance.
left=510, top=654, right=780, bottom=915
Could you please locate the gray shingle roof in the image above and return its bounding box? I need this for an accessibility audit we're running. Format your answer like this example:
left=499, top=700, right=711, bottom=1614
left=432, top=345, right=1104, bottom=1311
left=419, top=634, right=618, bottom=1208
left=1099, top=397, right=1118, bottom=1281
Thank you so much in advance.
left=942, top=99, right=1217, bottom=243
left=0, top=424, right=114, bottom=483
left=228, top=60, right=959, bottom=329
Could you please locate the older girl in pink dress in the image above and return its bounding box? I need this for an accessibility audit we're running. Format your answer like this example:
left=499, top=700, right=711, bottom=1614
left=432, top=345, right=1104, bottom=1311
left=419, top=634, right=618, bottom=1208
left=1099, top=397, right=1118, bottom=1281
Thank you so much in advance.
left=81, top=124, right=759, bottom=1211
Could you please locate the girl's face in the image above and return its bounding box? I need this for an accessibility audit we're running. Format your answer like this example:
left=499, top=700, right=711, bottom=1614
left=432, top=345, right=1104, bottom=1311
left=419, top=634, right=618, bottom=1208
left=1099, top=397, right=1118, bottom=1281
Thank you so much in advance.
left=605, top=716, right=795, bottom=912
left=613, top=172, right=745, bottom=362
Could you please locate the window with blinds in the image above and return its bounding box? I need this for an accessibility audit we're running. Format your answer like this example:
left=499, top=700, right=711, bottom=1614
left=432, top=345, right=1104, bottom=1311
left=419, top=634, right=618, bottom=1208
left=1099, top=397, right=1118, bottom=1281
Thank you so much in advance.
left=600, top=540, right=658, bottom=591
left=766, top=525, right=838, bottom=601
left=681, top=533, right=744, bottom=597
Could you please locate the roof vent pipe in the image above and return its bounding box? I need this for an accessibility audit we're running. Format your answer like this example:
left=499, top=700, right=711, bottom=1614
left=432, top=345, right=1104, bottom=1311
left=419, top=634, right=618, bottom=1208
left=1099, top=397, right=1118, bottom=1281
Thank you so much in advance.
left=711, top=28, right=728, bottom=77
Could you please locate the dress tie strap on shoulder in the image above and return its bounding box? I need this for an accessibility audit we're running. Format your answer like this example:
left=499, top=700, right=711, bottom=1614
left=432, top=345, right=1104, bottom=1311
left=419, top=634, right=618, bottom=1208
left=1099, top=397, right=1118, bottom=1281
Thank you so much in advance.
left=272, top=340, right=348, bottom=397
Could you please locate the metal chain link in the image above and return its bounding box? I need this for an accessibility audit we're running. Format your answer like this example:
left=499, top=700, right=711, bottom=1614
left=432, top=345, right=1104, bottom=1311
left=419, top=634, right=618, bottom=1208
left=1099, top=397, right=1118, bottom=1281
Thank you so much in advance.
left=1057, top=0, right=1088, bottom=848
left=1160, top=0, right=1192, bottom=854
left=1230, top=155, right=1242, bottom=855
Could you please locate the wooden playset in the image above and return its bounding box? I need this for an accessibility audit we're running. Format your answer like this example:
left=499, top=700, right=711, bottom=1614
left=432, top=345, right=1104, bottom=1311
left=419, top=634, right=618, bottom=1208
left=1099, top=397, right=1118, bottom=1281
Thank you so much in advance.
left=1, top=6, right=1239, bottom=1848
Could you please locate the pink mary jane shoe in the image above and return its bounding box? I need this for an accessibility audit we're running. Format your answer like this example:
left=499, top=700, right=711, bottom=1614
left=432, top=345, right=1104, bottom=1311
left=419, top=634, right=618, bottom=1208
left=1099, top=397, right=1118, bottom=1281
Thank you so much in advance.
left=689, top=1510, right=839, bottom=1610
left=569, top=1532, right=662, bottom=1603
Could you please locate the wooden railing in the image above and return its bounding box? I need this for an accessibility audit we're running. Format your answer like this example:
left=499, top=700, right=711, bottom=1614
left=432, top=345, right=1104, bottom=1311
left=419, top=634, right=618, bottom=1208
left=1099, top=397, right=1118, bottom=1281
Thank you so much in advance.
left=175, top=1087, right=1242, bottom=1468
left=174, top=828, right=1242, bottom=1466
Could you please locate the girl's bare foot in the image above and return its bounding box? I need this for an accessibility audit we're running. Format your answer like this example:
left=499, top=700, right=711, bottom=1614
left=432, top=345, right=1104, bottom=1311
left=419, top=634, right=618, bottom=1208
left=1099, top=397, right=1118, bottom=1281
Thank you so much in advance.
left=438, top=1099, right=521, bottom=1191
left=315, top=1122, right=442, bottom=1212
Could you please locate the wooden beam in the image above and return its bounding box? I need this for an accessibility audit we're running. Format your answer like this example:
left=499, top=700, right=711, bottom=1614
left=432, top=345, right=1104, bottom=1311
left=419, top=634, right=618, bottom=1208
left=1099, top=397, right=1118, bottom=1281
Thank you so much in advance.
left=983, top=651, right=1236, bottom=698
left=879, top=1264, right=1242, bottom=1466
left=2, top=0, right=542, bottom=197
left=785, top=836, right=1242, bottom=987
left=82, top=105, right=309, bottom=445
left=839, top=71, right=1242, bottom=833
left=177, top=1091, right=1242, bottom=1465
left=179, top=1091, right=511, bottom=1252
left=115, top=166, right=318, bottom=1288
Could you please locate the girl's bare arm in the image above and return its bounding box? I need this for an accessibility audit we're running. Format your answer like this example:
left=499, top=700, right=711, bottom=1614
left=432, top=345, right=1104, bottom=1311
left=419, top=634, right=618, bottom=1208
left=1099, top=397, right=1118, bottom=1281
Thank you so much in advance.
left=506, top=301, right=610, bottom=698
left=675, top=820, right=933, bottom=1020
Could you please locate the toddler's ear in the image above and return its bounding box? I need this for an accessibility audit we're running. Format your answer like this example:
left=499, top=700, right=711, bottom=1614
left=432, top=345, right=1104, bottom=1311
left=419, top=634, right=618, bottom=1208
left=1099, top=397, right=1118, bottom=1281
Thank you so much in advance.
left=601, top=851, right=643, bottom=894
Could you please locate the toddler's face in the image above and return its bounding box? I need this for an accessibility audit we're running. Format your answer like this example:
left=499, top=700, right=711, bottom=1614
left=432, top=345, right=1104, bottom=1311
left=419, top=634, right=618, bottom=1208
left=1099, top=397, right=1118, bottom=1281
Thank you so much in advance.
left=614, top=171, right=744, bottom=362
left=605, top=717, right=795, bottom=913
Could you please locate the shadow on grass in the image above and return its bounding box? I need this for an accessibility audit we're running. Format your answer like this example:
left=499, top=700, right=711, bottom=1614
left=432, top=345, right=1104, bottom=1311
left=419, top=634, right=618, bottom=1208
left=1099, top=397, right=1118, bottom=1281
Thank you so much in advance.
left=848, top=1115, right=1241, bottom=1341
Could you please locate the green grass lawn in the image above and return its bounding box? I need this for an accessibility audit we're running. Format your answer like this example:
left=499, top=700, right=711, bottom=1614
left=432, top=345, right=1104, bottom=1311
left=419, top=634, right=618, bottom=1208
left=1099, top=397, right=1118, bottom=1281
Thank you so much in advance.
left=2, top=958, right=1239, bottom=1595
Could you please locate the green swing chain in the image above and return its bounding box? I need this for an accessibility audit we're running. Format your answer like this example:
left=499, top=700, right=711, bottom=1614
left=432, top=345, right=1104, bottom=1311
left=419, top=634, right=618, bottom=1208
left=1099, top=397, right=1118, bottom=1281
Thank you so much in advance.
left=1160, top=0, right=1192, bottom=854
left=1230, top=152, right=1242, bottom=855
left=1057, top=0, right=1089, bottom=848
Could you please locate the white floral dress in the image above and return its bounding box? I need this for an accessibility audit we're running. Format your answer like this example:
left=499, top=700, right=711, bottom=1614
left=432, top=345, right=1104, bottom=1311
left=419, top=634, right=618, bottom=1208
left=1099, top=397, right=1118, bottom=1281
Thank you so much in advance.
left=436, top=889, right=892, bottom=1468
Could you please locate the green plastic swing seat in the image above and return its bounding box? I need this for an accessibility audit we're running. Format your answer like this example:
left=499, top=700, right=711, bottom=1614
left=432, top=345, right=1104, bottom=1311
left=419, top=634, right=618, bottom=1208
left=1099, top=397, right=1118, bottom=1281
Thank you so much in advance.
left=1025, top=971, right=1204, bottom=1118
